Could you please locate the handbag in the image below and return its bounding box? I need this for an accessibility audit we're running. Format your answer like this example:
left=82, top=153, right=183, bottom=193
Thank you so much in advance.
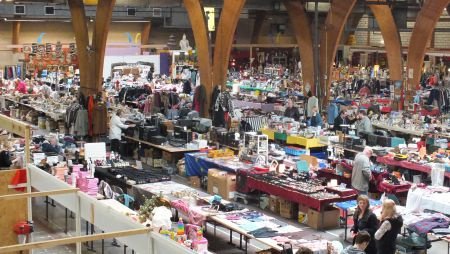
left=269, top=160, right=278, bottom=172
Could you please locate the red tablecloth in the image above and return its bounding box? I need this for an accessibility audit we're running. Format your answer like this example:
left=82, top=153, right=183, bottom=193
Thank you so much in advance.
left=376, top=156, right=450, bottom=179
left=420, top=108, right=440, bottom=116
left=246, top=176, right=357, bottom=211
left=318, top=166, right=411, bottom=194
left=380, top=106, right=392, bottom=113
left=378, top=181, right=411, bottom=194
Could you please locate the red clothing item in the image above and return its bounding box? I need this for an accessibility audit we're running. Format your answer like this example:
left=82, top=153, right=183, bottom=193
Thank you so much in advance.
left=417, top=141, right=425, bottom=151
left=87, top=96, right=95, bottom=136
left=16, top=81, right=27, bottom=94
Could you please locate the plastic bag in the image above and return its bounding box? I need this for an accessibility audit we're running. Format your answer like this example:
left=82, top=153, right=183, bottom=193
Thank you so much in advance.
left=151, top=206, right=173, bottom=231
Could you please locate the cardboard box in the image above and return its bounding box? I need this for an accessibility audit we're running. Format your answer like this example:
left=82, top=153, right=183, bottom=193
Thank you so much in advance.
left=162, top=151, right=173, bottom=163
left=279, top=198, right=297, bottom=219
left=207, top=169, right=236, bottom=200
left=153, top=158, right=164, bottom=168
left=298, top=203, right=309, bottom=224
left=189, top=176, right=201, bottom=188
left=269, top=195, right=280, bottom=213
left=307, top=207, right=340, bottom=230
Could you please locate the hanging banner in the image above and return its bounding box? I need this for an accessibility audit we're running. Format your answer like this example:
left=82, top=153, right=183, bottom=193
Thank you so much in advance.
left=31, top=43, right=38, bottom=54
left=45, top=43, right=53, bottom=53
left=69, top=43, right=76, bottom=54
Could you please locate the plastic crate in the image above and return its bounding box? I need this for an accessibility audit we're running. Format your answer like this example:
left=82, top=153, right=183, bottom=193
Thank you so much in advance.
left=274, top=132, right=287, bottom=141
left=391, top=137, right=406, bottom=148
left=311, top=152, right=327, bottom=160
left=296, top=160, right=309, bottom=173
left=284, top=146, right=306, bottom=156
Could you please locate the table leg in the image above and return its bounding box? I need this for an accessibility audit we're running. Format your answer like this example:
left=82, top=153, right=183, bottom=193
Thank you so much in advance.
left=85, top=221, right=89, bottom=246
left=90, top=223, right=95, bottom=251
left=102, top=231, right=104, bottom=254
left=245, top=236, right=248, bottom=254
left=51, top=199, right=55, bottom=207
left=229, top=229, right=232, bottom=244
left=124, top=245, right=127, bottom=254
left=65, top=208, right=68, bottom=234
left=45, top=196, right=49, bottom=220
left=214, top=222, right=216, bottom=238
left=344, top=209, right=348, bottom=241
left=239, top=234, right=242, bottom=249
left=132, top=250, right=135, bottom=254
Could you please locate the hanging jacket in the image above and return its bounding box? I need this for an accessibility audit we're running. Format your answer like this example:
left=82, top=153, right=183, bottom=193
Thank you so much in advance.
left=74, top=109, right=88, bottom=136
left=327, top=103, right=339, bottom=124
left=210, top=86, right=220, bottom=115
left=214, top=91, right=234, bottom=117
left=92, top=103, right=107, bottom=135
left=87, top=96, right=95, bottom=136
left=307, top=96, right=318, bottom=117
left=193, top=84, right=207, bottom=116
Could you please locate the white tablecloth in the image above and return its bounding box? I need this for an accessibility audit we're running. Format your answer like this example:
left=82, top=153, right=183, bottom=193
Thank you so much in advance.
left=406, top=187, right=450, bottom=214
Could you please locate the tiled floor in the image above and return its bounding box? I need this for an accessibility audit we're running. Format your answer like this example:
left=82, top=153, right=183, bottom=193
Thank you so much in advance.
left=30, top=176, right=449, bottom=254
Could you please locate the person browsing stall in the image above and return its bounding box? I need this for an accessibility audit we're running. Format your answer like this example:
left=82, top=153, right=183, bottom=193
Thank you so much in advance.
left=284, top=98, right=301, bottom=121
left=309, top=106, right=323, bottom=127
left=352, top=147, right=373, bottom=195
left=109, top=109, right=135, bottom=153
left=333, top=110, right=348, bottom=132
left=350, top=195, right=379, bottom=254
left=356, top=110, right=373, bottom=134
left=341, top=231, right=372, bottom=254
left=41, top=135, right=63, bottom=154
left=375, top=199, right=403, bottom=254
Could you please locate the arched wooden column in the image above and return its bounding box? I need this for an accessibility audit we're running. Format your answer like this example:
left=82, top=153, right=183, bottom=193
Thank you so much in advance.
left=141, top=21, right=151, bottom=53
left=92, top=0, right=116, bottom=93
left=184, top=0, right=213, bottom=117
left=368, top=1, right=402, bottom=81
left=69, top=0, right=92, bottom=94
left=250, top=10, right=266, bottom=44
left=212, top=0, right=246, bottom=88
left=320, top=0, right=357, bottom=103
left=12, top=21, right=20, bottom=53
left=283, top=0, right=314, bottom=90
left=69, top=0, right=116, bottom=96
left=406, top=0, right=450, bottom=94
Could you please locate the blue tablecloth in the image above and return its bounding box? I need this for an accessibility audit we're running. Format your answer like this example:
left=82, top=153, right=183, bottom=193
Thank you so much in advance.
left=185, top=152, right=252, bottom=177
left=334, top=199, right=382, bottom=211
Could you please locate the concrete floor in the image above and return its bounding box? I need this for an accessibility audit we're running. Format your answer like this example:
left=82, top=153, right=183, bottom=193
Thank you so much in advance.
left=30, top=176, right=449, bottom=254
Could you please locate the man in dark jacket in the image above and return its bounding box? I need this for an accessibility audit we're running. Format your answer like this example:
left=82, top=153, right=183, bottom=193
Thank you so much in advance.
left=333, top=110, right=348, bottom=132
left=284, top=98, right=300, bottom=121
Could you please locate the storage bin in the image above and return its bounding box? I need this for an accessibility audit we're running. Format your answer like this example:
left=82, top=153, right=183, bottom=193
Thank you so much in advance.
left=274, top=132, right=287, bottom=141
left=296, top=160, right=309, bottom=173
left=284, top=146, right=306, bottom=156
left=391, top=137, right=406, bottom=147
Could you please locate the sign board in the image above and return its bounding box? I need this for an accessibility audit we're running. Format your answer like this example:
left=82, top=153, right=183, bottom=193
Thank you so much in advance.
left=84, top=142, right=107, bottom=160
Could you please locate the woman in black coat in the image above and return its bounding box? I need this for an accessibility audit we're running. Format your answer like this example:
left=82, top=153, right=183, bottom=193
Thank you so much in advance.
left=350, top=195, right=379, bottom=254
